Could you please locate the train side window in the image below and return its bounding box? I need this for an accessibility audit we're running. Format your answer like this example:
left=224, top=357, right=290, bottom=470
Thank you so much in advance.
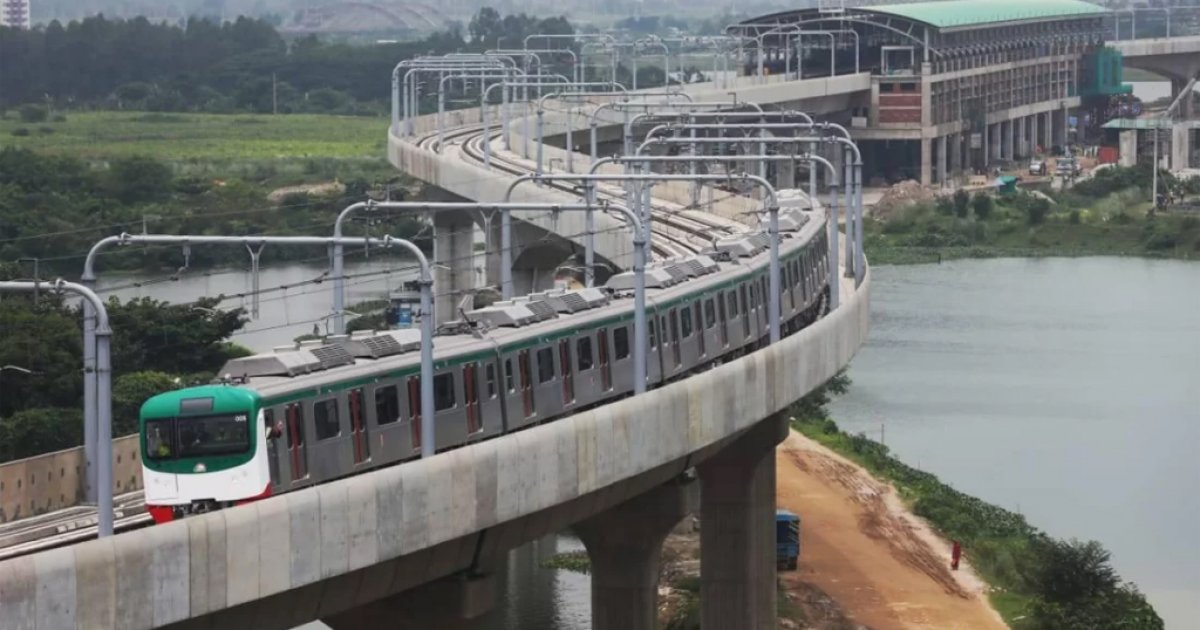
left=613, top=327, right=630, bottom=359
left=680, top=305, right=693, bottom=338
left=717, top=294, right=729, bottom=346
left=648, top=319, right=657, bottom=347
left=740, top=285, right=749, bottom=313
left=485, top=363, right=497, bottom=399
left=536, top=347, right=555, bottom=383
left=505, top=358, right=516, bottom=393
left=375, top=385, right=399, bottom=425
left=577, top=336, right=594, bottom=371
left=314, top=398, right=340, bottom=441
left=434, top=373, right=456, bottom=411
left=705, top=299, right=716, bottom=329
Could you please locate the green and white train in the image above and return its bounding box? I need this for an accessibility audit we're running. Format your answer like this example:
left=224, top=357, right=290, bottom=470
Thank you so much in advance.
left=140, top=196, right=832, bottom=524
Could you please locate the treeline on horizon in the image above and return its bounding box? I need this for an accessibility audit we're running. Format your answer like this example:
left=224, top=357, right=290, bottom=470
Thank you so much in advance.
left=0, top=9, right=573, bottom=114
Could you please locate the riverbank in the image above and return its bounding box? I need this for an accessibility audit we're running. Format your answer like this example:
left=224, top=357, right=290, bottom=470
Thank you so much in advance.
left=864, top=165, right=1200, bottom=265
left=792, top=402, right=1164, bottom=629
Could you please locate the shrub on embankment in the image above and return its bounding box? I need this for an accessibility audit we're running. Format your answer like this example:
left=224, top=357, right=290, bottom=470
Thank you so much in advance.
left=791, top=374, right=1163, bottom=630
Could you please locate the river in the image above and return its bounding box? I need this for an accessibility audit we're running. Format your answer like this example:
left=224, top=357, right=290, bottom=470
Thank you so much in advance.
left=829, top=257, right=1200, bottom=629
left=94, top=258, right=421, bottom=352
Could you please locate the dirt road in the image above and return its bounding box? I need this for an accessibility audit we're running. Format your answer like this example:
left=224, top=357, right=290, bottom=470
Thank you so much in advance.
left=776, top=431, right=1008, bottom=630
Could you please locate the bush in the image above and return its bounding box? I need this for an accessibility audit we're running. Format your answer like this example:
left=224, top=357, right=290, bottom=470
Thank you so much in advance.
left=971, top=192, right=993, bottom=220
left=936, top=196, right=955, bottom=216
left=1068, top=209, right=1081, bottom=224
left=1025, top=197, right=1051, bottom=225
left=37, top=126, right=54, bottom=135
left=9, top=127, right=30, bottom=137
left=17, top=104, right=48, bottom=123
left=953, top=189, right=970, bottom=217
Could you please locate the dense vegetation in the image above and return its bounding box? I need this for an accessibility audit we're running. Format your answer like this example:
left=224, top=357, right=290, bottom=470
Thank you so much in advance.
left=0, top=10, right=578, bottom=114
left=0, top=144, right=427, bottom=275
left=791, top=374, right=1163, bottom=630
left=0, top=280, right=251, bottom=462
left=865, top=165, right=1200, bottom=264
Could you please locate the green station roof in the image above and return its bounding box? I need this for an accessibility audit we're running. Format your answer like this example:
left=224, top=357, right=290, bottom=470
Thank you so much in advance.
left=868, top=0, right=1108, bottom=30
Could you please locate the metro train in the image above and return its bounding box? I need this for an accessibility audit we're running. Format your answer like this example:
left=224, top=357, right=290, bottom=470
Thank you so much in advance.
left=139, top=192, right=832, bottom=524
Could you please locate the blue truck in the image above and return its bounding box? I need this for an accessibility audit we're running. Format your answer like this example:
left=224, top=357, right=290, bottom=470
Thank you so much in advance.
left=776, top=509, right=801, bottom=571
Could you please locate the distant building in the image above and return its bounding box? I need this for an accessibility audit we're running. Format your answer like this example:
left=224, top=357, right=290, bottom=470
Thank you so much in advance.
left=1, top=0, right=32, bottom=29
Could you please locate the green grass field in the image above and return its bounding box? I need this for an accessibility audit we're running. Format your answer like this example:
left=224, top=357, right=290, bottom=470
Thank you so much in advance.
left=0, top=111, right=389, bottom=161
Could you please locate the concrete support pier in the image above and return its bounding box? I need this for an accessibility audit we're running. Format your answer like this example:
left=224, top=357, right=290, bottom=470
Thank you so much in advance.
left=698, top=413, right=790, bottom=630
left=576, top=479, right=699, bottom=630
left=432, top=210, right=477, bottom=324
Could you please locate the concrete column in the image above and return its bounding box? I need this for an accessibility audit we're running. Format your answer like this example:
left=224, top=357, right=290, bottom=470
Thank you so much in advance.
left=1172, top=122, right=1191, bottom=170
left=1042, top=111, right=1053, bottom=151
left=950, top=132, right=963, bottom=181
left=699, top=414, right=789, bottom=630
left=937, top=135, right=947, bottom=187
left=920, top=138, right=933, bottom=187
left=1171, top=78, right=1194, bottom=119
left=1058, top=105, right=1069, bottom=148
left=990, top=123, right=1002, bottom=162
left=576, top=480, right=699, bottom=630
left=981, top=123, right=989, bottom=168
left=433, top=210, right=477, bottom=325
left=323, top=574, right=496, bottom=629
left=1002, top=120, right=1014, bottom=162
left=1119, top=129, right=1138, bottom=167
left=1031, top=114, right=1041, bottom=154
left=1017, top=116, right=1028, bottom=158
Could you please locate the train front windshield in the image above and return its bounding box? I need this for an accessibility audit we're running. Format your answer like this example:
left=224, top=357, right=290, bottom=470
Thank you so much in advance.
left=146, top=413, right=252, bottom=460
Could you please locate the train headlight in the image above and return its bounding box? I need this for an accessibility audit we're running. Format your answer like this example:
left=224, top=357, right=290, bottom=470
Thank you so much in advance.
left=193, top=463, right=207, bottom=473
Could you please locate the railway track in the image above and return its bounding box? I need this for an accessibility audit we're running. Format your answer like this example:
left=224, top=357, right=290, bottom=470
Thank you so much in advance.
left=412, top=113, right=752, bottom=261
left=0, top=492, right=152, bottom=561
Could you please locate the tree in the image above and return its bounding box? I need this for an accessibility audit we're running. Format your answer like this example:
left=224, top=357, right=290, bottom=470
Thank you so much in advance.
left=971, top=192, right=993, bottom=220
left=0, top=408, right=84, bottom=461
left=106, top=296, right=249, bottom=376
left=1031, top=539, right=1119, bottom=604
left=953, top=189, right=970, bottom=218
left=17, top=104, right=48, bottom=123
left=113, top=371, right=180, bottom=435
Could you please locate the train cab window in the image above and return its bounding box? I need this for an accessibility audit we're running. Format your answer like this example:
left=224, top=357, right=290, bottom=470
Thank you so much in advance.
left=485, top=363, right=497, bottom=399
left=505, top=359, right=516, bottom=393
left=536, top=347, right=555, bottom=383
left=434, top=373, right=456, bottom=411
left=375, top=385, right=400, bottom=425
left=613, top=327, right=630, bottom=359
left=680, top=306, right=693, bottom=338
left=705, top=299, right=716, bottom=329
left=314, top=398, right=340, bottom=441
left=577, top=337, right=594, bottom=371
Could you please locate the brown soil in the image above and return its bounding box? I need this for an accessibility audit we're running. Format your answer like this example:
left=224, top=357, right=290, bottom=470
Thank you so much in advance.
left=776, top=430, right=1009, bottom=630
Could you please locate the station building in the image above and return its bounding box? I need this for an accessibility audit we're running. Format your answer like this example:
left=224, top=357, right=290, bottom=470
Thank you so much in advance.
left=735, top=0, right=1122, bottom=186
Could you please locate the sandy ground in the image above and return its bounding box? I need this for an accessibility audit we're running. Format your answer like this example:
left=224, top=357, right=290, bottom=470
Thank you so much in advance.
left=776, top=430, right=1009, bottom=630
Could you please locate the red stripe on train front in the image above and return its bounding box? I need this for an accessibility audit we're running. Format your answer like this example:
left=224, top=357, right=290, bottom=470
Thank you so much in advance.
left=147, top=504, right=175, bottom=524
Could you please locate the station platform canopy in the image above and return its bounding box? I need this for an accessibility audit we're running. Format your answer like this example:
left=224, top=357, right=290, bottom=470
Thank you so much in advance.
left=1103, top=118, right=1200, bottom=129
left=864, top=0, right=1108, bottom=31
left=740, top=0, right=1109, bottom=35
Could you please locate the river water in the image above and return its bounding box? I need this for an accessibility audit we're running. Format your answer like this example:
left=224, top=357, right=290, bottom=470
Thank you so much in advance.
left=829, top=257, right=1200, bottom=629
left=94, top=259, right=420, bottom=352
